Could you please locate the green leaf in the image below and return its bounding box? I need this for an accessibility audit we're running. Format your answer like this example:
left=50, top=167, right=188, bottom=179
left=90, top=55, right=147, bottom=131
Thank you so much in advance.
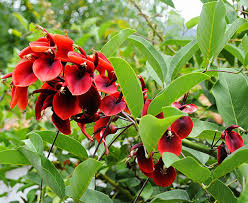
left=146, top=62, right=163, bottom=87
left=101, top=28, right=136, bottom=57
left=162, top=152, right=180, bottom=168
left=20, top=147, right=65, bottom=199
left=160, top=0, right=175, bottom=8
left=182, top=146, right=209, bottom=165
left=13, top=12, right=28, bottom=30
left=71, top=159, right=102, bottom=200
left=98, top=20, right=114, bottom=38
left=212, top=72, right=248, bottom=129
left=238, top=182, right=248, bottom=203
left=197, top=0, right=226, bottom=64
left=224, top=44, right=245, bottom=63
left=80, top=189, right=113, bottom=203
left=241, top=34, right=248, bottom=54
left=128, top=35, right=166, bottom=84
left=215, top=18, right=247, bottom=58
left=213, top=146, right=248, bottom=180
left=148, top=73, right=210, bottom=116
left=207, top=180, right=237, bottom=203
left=76, top=34, right=93, bottom=47
left=162, top=106, right=187, bottom=117
left=34, top=130, right=88, bottom=160
left=82, top=17, right=100, bottom=29
left=185, top=16, right=200, bottom=29
left=109, top=57, right=143, bottom=118
left=24, top=133, right=43, bottom=154
left=163, top=153, right=211, bottom=183
left=0, top=149, right=30, bottom=165
left=151, top=189, right=190, bottom=203
left=169, top=39, right=199, bottom=80
left=160, top=39, right=191, bottom=47
left=139, top=115, right=183, bottom=154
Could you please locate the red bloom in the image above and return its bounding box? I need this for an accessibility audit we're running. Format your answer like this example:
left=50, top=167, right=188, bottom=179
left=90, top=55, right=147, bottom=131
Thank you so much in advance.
left=64, top=64, right=92, bottom=95
left=217, top=142, right=228, bottom=164
left=29, top=37, right=52, bottom=53
left=10, top=84, right=28, bottom=110
left=170, top=116, right=193, bottom=139
left=94, top=75, right=117, bottom=94
left=221, top=125, right=244, bottom=153
left=152, top=158, right=177, bottom=187
left=52, top=113, right=71, bottom=135
left=100, top=92, right=126, bottom=116
left=172, top=102, right=197, bottom=114
left=157, top=130, right=182, bottom=156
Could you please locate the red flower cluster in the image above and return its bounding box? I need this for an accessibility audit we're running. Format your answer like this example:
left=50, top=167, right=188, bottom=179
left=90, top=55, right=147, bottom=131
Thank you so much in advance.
left=1, top=27, right=127, bottom=148
left=217, top=125, right=244, bottom=164
left=130, top=99, right=197, bottom=187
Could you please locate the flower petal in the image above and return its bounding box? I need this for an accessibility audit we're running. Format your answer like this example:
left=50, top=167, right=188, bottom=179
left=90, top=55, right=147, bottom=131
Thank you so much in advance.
left=68, top=51, right=94, bottom=72
left=181, top=104, right=198, bottom=114
left=94, top=75, right=117, bottom=94
left=77, top=123, right=94, bottom=142
left=170, top=116, right=193, bottom=139
left=52, top=113, right=71, bottom=135
left=29, top=37, right=51, bottom=52
left=33, top=55, right=62, bottom=82
left=10, top=85, right=28, bottom=110
left=13, top=59, right=37, bottom=87
left=78, top=85, right=101, bottom=115
left=157, top=131, right=182, bottom=156
left=53, top=91, right=81, bottom=120
left=94, top=117, right=110, bottom=143
left=152, top=158, right=177, bottom=187
left=217, top=142, right=228, bottom=164
left=64, top=65, right=92, bottom=95
left=225, top=131, right=244, bottom=153
left=136, top=146, right=154, bottom=173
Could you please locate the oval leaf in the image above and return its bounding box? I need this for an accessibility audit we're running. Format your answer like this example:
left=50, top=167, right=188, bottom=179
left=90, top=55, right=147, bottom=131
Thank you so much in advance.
left=80, top=189, right=113, bottom=203
left=148, top=73, right=210, bottom=116
left=151, top=189, right=190, bottom=203
left=109, top=57, right=143, bottom=118
left=0, top=149, right=30, bottom=165
left=71, top=159, right=102, bottom=200
left=101, top=28, right=136, bottom=57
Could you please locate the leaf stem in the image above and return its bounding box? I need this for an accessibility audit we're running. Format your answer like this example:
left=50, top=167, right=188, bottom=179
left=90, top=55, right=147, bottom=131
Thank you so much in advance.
left=133, top=178, right=149, bottom=203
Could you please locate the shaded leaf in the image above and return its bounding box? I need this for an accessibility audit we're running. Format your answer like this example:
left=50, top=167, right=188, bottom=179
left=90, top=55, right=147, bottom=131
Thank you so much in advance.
left=151, top=189, right=190, bottom=203
left=0, top=149, right=30, bottom=165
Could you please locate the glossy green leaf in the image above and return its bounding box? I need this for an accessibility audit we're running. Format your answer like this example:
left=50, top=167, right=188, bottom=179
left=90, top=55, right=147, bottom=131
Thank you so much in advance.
left=24, top=133, right=43, bottom=154
left=182, top=146, right=210, bottom=165
left=213, top=146, right=248, bottom=180
left=151, top=189, right=190, bottom=203
left=20, top=147, right=65, bottom=199
left=71, top=159, right=102, bottom=200
left=162, top=153, right=211, bottom=183
left=109, top=57, right=143, bottom=118
left=170, top=39, right=199, bottom=79
left=212, top=72, right=248, bottom=129
left=0, top=149, right=30, bottom=165
left=162, top=106, right=187, bottom=117
left=101, top=28, right=136, bottom=57
left=146, top=62, right=163, bottom=87
left=34, top=131, right=88, bottom=160
left=224, top=44, right=245, bottom=63
left=160, top=0, right=175, bottom=8
left=80, top=189, right=113, bottom=203
left=162, top=152, right=179, bottom=168
left=207, top=180, right=237, bottom=203
left=148, top=73, right=210, bottom=116
left=160, top=39, right=191, bottom=47
left=197, top=0, right=226, bottom=63
left=185, top=16, right=200, bottom=29
left=139, top=115, right=183, bottom=154
left=128, top=35, right=166, bottom=84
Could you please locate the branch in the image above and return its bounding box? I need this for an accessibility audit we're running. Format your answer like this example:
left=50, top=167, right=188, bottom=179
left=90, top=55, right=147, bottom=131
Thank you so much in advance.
left=129, top=0, right=163, bottom=42
left=182, top=139, right=217, bottom=157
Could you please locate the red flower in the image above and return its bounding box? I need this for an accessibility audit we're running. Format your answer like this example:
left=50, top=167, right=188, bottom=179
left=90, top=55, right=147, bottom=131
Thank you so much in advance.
left=171, top=116, right=193, bottom=139
left=10, top=84, right=28, bottom=110
left=152, top=158, right=177, bottom=187
left=100, top=92, right=126, bottom=116
left=221, top=125, right=244, bottom=153
left=52, top=113, right=71, bottom=135
left=157, top=130, right=182, bottom=156
left=217, top=142, right=228, bottom=164
left=29, top=37, right=52, bottom=53
left=94, top=74, right=117, bottom=94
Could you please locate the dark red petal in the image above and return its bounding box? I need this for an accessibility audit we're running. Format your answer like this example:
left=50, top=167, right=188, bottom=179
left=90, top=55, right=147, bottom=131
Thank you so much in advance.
left=157, top=131, right=182, bottom=156
left=29, top=37, right=50, bottom=52
left=77, top=123, right=94, bottom=142
left=100, top=94, right=126, bottom=116
left=41, top=94, right=53, bottom=111
left=64, top=65, right=92, bottom=95
left=53, top=91, right=81, bottom=120
left=10, top=85, right=28, bottom=110
left=94, top=117, right=110, bottom=143
left=88, top=52, right=114, bottom=73
left=53, top=34, right=74, bottom=62
left=94, top=75, right=117, bottom=94
left=78, top=85, right=101, bottom=115
left=142, top=99, right=152, bottom=117
left=181, top=104, right=198, bottom=114
left=225, top=131, right=244, bottom=153
left=52, top=113, right=71, bottom=135
left=33, top=55, right=62, bottom=82
left=136, top=146, right=154, bottom=173
left=217, top=143, right=228, bottom=164
left=12, top=59, right=37, bottom=87
left=225, top=125, right=240, bottom=133
left=152, top=158, right=177, bottom=187
left=170, top=116, right=193, bottom=139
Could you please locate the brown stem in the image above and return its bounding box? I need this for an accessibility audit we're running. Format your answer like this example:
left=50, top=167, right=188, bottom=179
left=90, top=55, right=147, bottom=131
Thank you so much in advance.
left=133, top=178, right=149, bottom=203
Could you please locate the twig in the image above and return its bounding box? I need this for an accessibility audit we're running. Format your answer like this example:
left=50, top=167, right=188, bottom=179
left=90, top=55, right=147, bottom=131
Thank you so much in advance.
left=133, top=178, right=149, bottom=203
left=39, top=130, right=60, bottom=203
left=129, top=0, right=163, bottom=42
left=98, top=123, right=133, bottom=161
